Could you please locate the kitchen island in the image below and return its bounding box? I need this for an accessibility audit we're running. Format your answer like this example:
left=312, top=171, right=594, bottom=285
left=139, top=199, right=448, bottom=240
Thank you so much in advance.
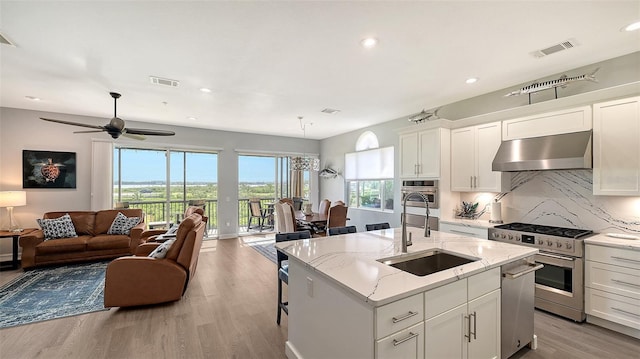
left=276, top=227, right=538, bottom=359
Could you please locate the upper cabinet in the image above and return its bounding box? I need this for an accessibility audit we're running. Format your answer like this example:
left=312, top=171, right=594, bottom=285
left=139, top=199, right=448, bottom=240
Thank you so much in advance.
left=593, top=96, right=640, bottom=196
left=400, top=128, right=449, bottom=179
left=502, top=106, right=592, bottom=140
left=451, top=122, right=510, bottom=192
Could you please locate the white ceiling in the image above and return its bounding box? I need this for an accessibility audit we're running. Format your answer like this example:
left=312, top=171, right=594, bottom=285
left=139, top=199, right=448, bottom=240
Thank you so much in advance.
left=1, top=1, right=639, bottom=140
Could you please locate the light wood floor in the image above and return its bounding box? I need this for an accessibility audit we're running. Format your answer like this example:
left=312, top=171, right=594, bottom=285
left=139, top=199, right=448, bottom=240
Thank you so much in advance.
left=1, top=237, right=638, bottom=359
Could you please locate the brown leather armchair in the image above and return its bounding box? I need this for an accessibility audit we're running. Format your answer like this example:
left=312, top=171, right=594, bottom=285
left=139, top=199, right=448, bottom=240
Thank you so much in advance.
left=103, top=211, right=207, bottom=307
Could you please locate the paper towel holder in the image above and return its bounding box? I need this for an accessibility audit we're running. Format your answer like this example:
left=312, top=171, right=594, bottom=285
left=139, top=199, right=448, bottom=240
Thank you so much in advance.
left=489, top=200, right=504, bottom=224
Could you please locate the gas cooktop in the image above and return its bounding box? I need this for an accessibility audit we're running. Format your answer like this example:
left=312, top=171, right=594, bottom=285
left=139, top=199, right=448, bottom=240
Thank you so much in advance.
left=493, top=222, right=593, bottom=239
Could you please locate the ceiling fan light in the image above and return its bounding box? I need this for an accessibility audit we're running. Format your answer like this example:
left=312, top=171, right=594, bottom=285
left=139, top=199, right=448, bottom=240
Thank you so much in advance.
left=622, top=21, right=640, bottom=32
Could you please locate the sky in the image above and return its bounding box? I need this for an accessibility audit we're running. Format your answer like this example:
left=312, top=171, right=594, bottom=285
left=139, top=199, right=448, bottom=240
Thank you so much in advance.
left=114, top=149, right=278, bottom=183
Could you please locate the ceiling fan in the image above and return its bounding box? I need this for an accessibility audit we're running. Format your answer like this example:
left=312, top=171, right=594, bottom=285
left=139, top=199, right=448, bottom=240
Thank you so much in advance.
left=40, top=92, right=176, bottom=140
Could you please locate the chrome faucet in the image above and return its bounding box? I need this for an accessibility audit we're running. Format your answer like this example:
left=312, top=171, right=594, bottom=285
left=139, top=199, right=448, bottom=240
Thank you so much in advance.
left=402, top=191, right=431, bottom=253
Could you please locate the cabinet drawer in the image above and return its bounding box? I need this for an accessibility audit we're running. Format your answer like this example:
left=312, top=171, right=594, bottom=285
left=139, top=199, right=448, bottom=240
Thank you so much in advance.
left=376, top=293, right=423, bottom=339
left=468, top=267, right=501, bottom=300
left=375, top=322, right=424, bottom=359
left=586, top=261, right=640, bottom=299
left=425, top=279, right=467, bottom=320
left=586, top=287, right=640, bottom=330
left=586, top=245, right=640, bottom=270
left=439, top=222, right=488, bottom=239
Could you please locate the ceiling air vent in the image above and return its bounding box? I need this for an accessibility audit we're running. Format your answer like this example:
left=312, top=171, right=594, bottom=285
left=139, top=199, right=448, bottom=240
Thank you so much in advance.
left=531, top=39, right=579, bottom=58
left=321, top=108, right=340, bottom=114
left=149, top=76, right=179, bottom=87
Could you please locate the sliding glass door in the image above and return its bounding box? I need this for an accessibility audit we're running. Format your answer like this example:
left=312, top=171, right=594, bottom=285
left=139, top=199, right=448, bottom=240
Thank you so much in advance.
left=114, top=147, right=218, bottom=235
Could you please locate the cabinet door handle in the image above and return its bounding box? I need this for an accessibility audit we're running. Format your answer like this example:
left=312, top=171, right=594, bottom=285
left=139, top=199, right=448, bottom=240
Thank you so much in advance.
left=611, top=279, right=640, bottom=288
left=392, top=311, right=418, bottom=323
left=393, top=332, right=419, bottom=346
left=470, top=176, right=473, bottom=188
left=611, top=256, right=640, bottom=264
left=611, top=307, right=640, bottom=317
left=464, top=315, right=471, bottom=342
left=414, top=164, right=418, bottom=175
left=471, top=311, right=477, bottom=340
left=449, top=229, right=475, bottom=236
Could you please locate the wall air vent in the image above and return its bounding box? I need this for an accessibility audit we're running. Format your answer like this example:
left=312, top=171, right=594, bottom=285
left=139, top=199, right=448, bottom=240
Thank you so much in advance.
left=531, top=39, right=579, bottom=58
left=149, top=76, right=180, bottom=87
left=0, top=32, right=15, bottom=46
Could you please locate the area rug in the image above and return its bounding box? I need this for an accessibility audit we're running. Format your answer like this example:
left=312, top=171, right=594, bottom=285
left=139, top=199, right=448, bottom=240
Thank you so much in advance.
left=245, top=237, right=277, bottom=264
left=0, top=261, right=109, bottom=328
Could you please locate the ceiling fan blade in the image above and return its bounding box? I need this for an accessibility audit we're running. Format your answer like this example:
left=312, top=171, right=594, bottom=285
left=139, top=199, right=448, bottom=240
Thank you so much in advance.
left=41, top=117, right=104, bottom=130
left=121, top=133, right=146, bottom=141
left=73, top=130, right=106, bottom=134
left=124, top=128, right=176, bottom=136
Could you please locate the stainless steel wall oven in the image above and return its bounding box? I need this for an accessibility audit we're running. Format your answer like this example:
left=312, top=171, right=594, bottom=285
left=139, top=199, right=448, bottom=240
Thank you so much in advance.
left=401, top=180, right=438, bottom=209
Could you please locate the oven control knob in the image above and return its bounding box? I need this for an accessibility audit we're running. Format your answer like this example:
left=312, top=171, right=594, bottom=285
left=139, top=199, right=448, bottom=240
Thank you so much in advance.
left=492, top=233, right=499, bottom=238
left=547, top=240, right=553, bottom=246
left=537, top=239, right=543, bottom=245
left=516, top=236, right=521, bottom=242
left=508, top=234, right=513, bottom=240
left=556, top=242, right=562, bottom=248
left=501, top=234, right=506, bottom=239
left=566, top=243, right=572, bottom=249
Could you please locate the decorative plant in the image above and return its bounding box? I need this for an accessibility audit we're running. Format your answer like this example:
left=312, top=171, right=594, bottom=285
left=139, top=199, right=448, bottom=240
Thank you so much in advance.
left=456, top=201, right=479, bottom=218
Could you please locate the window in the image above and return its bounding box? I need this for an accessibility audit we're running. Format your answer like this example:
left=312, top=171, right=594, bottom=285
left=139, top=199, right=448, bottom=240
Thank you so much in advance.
left=113, top=147, right=218, bottom=234
left=345, top=145, right=394, bottom=211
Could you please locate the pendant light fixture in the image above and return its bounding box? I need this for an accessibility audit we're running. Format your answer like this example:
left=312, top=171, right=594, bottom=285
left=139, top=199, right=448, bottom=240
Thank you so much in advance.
left=291, top=116, right=319, bottom=171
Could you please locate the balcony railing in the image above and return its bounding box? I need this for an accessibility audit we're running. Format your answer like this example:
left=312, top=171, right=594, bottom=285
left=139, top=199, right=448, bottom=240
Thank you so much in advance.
left=126, top=198, right=277, bottom=236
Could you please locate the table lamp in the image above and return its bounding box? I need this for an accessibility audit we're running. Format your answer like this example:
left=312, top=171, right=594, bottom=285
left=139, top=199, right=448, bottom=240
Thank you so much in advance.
left=0, top=191, right=27, bottom=232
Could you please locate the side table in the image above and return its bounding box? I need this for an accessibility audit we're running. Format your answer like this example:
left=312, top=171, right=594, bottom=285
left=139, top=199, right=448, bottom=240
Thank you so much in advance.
left=0, top=228, right=37, bottom=270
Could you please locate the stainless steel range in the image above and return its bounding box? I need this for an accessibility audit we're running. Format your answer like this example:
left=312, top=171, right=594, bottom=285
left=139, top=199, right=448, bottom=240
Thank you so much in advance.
left=488, top=222, right=594, bottom=322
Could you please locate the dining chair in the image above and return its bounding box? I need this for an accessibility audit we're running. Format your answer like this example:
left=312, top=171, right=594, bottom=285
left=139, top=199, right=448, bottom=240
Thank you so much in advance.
left=274, top=202, right=296, bottom=233
left=279, top=198, right=294, bottom=208
left=318, top=199, right=331, bottom=216
left=327, top=225, right=357, bottom=236
left=276, top=230, right=311, bottom=325
left=334, top=200, right=346, bottom=207
left=114, top=201, right=129, bottom=209
left=326, top=204, right=348, bottom=230
left=366, top=222, right=391, bottom=231
left=292, top=197, right=304, bottom=211
left=248, top=198, right=269, bottom=231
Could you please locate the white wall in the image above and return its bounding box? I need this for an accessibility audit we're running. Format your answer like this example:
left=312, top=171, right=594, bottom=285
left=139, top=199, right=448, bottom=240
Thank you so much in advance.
left=0, top=107, right=320, bottom=249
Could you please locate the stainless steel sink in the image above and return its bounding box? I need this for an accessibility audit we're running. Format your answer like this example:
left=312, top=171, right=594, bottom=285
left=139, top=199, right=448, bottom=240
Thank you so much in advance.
left=378, top=249, right=479, bottom=277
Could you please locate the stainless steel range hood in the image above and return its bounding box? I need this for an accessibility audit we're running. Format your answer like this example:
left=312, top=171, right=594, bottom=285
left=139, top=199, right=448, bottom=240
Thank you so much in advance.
left=492, top=131, right=592, bottom=172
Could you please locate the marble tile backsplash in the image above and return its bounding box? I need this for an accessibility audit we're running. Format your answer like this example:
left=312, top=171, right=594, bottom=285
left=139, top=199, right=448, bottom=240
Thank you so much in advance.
left=460, top=170, right=640, bottom=234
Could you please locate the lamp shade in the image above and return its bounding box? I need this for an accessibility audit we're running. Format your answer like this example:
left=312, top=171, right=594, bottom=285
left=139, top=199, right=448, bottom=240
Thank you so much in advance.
left=0, top=191, right=27, bottom=207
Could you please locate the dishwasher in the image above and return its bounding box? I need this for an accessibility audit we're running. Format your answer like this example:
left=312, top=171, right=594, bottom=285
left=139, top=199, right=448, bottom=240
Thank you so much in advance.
left=501, top=257, right=543, bottom=359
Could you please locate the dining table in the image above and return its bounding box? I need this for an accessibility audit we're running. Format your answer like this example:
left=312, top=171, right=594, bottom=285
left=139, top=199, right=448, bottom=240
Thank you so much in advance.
left=295, top=211, right=328, bottom=226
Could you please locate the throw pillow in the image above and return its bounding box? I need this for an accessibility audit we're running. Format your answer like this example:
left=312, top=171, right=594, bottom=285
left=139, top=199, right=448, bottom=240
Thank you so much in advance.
left=37, top=213, right=78, bottom=241
left=148, top=239, right=176, bottom=259
left=107, top=212, right=141, bottom=235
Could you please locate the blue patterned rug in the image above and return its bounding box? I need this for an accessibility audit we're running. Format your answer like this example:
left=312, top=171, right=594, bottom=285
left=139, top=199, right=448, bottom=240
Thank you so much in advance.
left=247, top=238, right=277, bottom=264
left=0, top=261, right=109, bottom=328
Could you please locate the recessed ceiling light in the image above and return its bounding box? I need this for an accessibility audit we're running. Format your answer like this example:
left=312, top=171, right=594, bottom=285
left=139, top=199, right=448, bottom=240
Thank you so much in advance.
left=361, top=37, right=377, bottom=48
left=622, top=21, right=640, bottom=32
left=187, top=116, right=198, bottom=121
left=465, top=77, right=478, bottom=84
left=200, top=88, right=212, bottom=93
left=25, top=96, right=41, bottom=101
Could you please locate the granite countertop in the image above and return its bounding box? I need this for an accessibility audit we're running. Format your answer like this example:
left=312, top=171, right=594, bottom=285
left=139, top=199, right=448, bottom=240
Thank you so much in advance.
left=439, top=217, right=498, bottom=229
left=585, top=233, right=640, bottom=250
left=276, top=228, right=537, bottom=306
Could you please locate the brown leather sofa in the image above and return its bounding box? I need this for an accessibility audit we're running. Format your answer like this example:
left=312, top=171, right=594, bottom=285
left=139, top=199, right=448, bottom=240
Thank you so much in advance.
left=19, top=209, right=146, bottom=269
left=103, top=211, right=206, bottom=307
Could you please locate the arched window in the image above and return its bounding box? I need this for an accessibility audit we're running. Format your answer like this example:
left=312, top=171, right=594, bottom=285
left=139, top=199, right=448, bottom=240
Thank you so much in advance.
left=355, top=131, right=379, bottom=151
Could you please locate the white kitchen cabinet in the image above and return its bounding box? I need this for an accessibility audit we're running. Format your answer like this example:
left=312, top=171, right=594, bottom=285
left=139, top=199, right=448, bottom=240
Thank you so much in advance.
left=376, top=322, right=425, bottom=359
left=502, top=106, right=592, bottom=140
left=451, top=122, right=510, bottom=192
left=400, top=128, right=449, bottom=179
left=425, top=268, right=501, bottom=359
left=439, top=222, right=489, bottom=239
left=585, top=243, right=640, bottom=339
left=593, top=96, right=640, bottom=196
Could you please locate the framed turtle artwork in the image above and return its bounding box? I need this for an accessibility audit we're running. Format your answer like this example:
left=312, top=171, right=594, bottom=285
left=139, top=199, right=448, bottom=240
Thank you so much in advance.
left=22, top=150, right=77, bottom=188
